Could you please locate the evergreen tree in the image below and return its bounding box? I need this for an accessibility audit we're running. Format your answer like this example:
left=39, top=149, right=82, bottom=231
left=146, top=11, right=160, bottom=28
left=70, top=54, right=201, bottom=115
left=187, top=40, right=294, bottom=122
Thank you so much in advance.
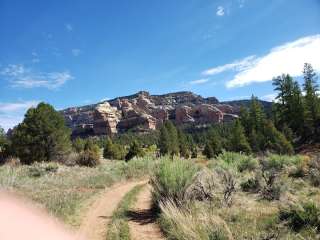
left=177, top=129, right=190, bottom=158
left=207, top=127, right=222, bottom=156
left=11, top=103, right=71, bottom=164
left=125, top=140, right=144, bottom=161
left=203, top=141, right=214, bottom=159
left=303, top=63, right=320, bottom=140
left=229, top=119, right=251, bottom=153
left=239, top=106, right=250, bottom=135
left=272, top=74, right=306, bottom=140
left=249, top=95, right=266, bottom=133
left=159, top=123, right=170, bottom=155
left=103, top=137, right=114, bottom=159
left=0, top=127, right=8, bottom=161
left=158, top=121, right=180, bottom=157
left=263, top=120, right=294, bottom=155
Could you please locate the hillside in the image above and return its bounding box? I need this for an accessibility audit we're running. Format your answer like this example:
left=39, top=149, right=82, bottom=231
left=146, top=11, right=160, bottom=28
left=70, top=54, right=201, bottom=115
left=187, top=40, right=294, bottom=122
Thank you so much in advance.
left=61, top=91, right=270, bottom=137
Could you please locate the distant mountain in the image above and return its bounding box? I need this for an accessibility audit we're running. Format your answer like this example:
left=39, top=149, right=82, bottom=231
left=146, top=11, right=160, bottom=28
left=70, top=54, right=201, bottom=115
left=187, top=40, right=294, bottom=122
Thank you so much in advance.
left=222, top=99, right=273, bottom=115
left=61, top=91, right=271, bottom=137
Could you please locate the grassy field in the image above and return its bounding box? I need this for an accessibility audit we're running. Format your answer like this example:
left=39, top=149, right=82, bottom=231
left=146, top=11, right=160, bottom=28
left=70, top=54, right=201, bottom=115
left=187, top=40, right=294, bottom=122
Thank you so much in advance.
left=1, top=152, right=320, bottom=239
left=0, top=156, right=156, bottom=226
left=152, top=152, right=320, bottom=240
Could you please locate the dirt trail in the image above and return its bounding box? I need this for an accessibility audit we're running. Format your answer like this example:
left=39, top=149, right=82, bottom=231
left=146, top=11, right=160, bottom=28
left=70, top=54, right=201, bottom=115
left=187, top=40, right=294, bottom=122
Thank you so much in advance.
left=128, top=184, right=165, bottom=240
left=77, top=180, right=147, bottom=240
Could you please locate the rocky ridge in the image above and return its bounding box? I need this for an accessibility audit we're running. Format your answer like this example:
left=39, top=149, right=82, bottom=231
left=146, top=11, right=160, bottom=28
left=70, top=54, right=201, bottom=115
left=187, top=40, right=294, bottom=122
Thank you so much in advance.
left=61, top=91, right=239, bottom=137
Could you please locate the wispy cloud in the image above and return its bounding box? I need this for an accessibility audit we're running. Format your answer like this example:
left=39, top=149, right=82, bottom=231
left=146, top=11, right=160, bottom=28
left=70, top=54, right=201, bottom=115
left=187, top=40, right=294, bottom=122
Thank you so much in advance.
left=65, top=23, right=73, bottom=32
left=261, top=93, right=277, bottom=102
left=216, top=6, right=225, bottom=16
left=1, top=64, right=73, bottom=89
left=71, top=49, right=82, bottom=57
left=31, top=52, right=40, bottom=63
left=189, top=78, right=209, bottom=85
left=202, top=56, right=256, bottom=76
left=0, top=100, right=39, bottom=130
left=201, top=34, right=320, bottom=88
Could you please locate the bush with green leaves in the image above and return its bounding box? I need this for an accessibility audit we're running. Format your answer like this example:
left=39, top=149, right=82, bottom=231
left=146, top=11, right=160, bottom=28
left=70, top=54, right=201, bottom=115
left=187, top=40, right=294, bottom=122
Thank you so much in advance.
left=10, top=103, right=71, bottom=164
left=72, top=137, right=86, bottom=153
left=240, top=177, right=260, bottom=193
left=125, top=140, right=145, bottom=161
left=279, top=202, right=320, bottom=232
left=150, top=158, right=198, bottom=208
left=103, top=137, right=126, bottom=160
left=76, top=140, right=101, bottom=167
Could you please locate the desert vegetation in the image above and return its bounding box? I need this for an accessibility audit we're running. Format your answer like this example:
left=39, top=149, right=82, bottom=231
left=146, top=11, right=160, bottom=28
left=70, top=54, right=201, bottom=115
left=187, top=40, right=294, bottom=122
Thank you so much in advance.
left=0, top=64, right=319, bottom=239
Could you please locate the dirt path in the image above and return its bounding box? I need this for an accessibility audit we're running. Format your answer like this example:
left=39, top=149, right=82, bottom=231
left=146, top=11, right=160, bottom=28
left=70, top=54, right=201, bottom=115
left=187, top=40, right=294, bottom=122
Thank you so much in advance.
left=77, top=180, right=147, bottom=240
left=128, top=184, right=165, bottom=240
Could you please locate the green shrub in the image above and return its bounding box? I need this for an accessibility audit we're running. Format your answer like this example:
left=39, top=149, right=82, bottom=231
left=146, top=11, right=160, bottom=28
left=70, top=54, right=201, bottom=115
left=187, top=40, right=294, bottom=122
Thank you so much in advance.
left=279, top=202, right=320, bottom=232
left=76, top=141, right=101, bottom=167
left=72, top=137, right=86, bottom=153
left=240, top=178, right=260, bottom=193
left=150, top=158, right=198, bottom=207
left=212, top=151, right=257, bottom=172
left=103, top=137, right=126, bottom=160
left=125, top=140, right=145, bottom=161
left=237, top=156, right=258, bottom=172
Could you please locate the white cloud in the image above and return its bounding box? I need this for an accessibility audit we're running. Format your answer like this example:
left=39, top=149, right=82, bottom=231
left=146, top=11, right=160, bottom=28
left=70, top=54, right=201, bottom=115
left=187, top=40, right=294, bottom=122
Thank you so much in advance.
left=0, top=100, right=39, bottom=130
left=189, top=78, right=209, bottom=85
left=202, top=55, right=256, bottom=75
left=261, top=93, right=277, bottom=102
left=201, top=35, right=320, bottom=88
left=216, top=6, right=225, bottom=16
left=1, top=64, right=73, bottom=89
left=65, top=23, right=73, bottom=32
left=71, top=49, right=82, bottom=57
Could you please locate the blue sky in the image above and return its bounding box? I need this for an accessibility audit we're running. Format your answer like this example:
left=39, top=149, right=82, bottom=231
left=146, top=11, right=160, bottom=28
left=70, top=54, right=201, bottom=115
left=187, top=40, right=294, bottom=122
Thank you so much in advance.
left=0, top=0, right=320, bottom=130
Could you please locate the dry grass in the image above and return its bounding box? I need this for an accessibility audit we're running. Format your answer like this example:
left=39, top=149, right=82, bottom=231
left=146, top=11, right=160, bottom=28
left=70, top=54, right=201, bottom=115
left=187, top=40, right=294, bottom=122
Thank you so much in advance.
left=0, top=156, right=157, bottom=226
left=160, top=200, right=233, bottom=240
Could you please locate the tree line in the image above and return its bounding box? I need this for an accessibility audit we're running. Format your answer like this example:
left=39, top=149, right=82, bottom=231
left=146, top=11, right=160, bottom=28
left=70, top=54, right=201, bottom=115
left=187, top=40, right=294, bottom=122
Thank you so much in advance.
left=0, top=63, right=318, bottom=165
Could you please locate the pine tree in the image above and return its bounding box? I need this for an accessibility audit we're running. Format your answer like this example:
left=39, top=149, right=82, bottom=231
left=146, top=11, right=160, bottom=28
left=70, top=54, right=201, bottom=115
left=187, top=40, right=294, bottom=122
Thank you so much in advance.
left=0, top=126, right=8, bottom=161
left=249, top=95, right=266, bottom=133
left=207, top=127, right=222, bottom=156
left=229, top=119, right=251, bottom=153
left=159, top=123, right=170, bottom=155
left=263, top=120, right=294, bottom=155
left=303, top=63, right=320, bottom=140
left=11, top=103, right=71, bottom=164
left=158, top=121, right=180, bottom=157
left=103, top=137, right=114, bottom=159
left=177, top=129, right=190, bottom=158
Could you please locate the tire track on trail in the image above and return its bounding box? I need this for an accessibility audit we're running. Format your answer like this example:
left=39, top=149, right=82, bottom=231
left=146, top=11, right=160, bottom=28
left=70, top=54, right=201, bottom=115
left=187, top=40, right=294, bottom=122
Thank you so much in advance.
left=127, top=184, right=165, bottom=240
left=77, top=180, right=147, bottom=240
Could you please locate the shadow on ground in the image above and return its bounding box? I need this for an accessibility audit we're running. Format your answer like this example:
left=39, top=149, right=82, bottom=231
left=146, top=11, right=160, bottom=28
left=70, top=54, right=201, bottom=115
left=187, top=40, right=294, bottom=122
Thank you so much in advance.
left=126, top=209, right=157, bottom=225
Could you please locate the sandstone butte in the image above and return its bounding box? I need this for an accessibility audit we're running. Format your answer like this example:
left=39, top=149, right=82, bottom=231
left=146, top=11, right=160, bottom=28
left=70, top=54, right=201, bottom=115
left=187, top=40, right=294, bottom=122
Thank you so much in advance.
left=61, top=91, right=241, bottom=137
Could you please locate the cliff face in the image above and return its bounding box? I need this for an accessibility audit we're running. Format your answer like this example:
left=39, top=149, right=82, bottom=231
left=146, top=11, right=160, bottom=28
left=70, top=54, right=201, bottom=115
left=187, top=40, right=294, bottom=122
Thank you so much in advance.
left=61, top=91, right=238, bottom=137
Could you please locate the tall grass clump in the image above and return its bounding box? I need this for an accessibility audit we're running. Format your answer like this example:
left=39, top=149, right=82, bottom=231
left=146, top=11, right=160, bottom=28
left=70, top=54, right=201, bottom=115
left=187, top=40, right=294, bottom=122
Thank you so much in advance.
left=159, top=200, right=233, bottom=240
left=150, top=157, right=198, bottom=208
left=210, top=151, right=258, bottom=173
left=279, top=202, right=320, bottom=232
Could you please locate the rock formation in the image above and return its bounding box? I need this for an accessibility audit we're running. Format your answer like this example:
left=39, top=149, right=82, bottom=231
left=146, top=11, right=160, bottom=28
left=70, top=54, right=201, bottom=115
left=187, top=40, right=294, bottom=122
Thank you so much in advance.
left=61, top=91, right=239, bottom=137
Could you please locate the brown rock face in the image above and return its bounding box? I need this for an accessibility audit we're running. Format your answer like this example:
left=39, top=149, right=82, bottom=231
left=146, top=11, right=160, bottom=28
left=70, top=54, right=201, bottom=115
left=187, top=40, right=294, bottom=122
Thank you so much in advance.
left=61, top=91, right=238, bottom=136
left=93, top=102, right=119, bottom=135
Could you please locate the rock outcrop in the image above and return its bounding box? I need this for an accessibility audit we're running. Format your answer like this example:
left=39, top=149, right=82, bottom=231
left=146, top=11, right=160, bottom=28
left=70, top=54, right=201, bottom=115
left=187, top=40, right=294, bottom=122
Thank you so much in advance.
left=61, top=91, right=238, bottom=137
